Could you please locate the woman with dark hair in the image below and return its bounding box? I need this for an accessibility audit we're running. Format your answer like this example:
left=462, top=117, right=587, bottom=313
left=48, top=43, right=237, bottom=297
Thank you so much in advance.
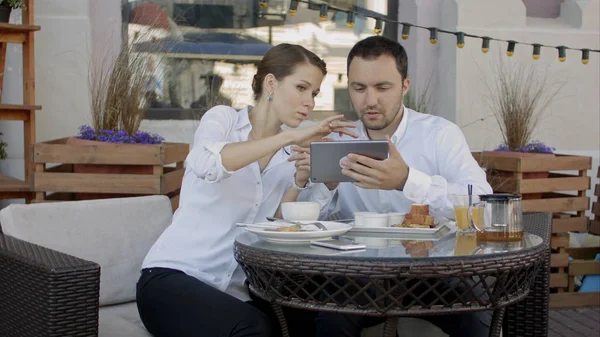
left=136, top=43, right=357, bottom=337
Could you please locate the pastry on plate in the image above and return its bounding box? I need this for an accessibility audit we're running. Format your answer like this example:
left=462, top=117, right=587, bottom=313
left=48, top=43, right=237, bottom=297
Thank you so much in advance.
left=391, top=203, right=436, bottom=228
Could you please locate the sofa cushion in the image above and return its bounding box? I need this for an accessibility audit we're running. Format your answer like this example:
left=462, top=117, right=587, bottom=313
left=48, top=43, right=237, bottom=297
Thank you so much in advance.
left=99, top=301, right=151, bottom=337
left=0, top=195, right=172, bottom=306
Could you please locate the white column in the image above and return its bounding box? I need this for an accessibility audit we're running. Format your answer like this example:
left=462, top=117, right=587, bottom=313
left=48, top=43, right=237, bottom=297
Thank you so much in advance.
left=397, top=0, right=443, bottom=117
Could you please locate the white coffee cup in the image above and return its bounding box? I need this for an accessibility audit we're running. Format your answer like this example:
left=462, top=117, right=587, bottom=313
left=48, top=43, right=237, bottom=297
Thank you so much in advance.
left=281, top=202, right=320, bottom=221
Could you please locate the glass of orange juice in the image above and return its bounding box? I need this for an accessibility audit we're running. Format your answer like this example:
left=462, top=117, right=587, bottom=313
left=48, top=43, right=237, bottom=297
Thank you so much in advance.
left=454, top=232, right=477, bottom=256
left=452, top=194, right=480, bottom=233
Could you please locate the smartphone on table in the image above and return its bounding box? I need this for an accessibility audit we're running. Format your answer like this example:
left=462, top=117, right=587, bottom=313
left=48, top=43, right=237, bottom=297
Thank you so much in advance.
left=310, top=239, right=366, bottom=251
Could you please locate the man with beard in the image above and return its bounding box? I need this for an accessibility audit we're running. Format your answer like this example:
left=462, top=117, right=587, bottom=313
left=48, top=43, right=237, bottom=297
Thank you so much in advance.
left=295, top=36, right=494, bottom=337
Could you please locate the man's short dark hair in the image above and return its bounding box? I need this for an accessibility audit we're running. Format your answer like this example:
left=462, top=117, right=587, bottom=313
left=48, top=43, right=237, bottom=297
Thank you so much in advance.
left=347, top=36, right=408, bottom=80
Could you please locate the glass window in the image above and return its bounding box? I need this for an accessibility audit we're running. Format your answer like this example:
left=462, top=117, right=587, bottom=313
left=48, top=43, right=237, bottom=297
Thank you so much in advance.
left=123, top=0, right=393, bottom=120
left=522, top=0, right=564, bottom=19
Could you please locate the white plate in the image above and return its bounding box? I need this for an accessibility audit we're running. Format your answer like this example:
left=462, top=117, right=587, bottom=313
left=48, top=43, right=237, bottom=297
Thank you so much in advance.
left=245, top=221, right=352, bottom=244
left=349, top=220, right=456, bottom=235
left=346, top=224, right=456, bottom=242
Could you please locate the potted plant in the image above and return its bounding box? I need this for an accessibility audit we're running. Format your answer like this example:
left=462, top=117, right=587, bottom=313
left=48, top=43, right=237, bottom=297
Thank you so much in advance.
left=31, top=36, right=189, bottom=205
left=477, top=58, right=564, bottom=199
left=66, top=38, right=166, bottom=171
left=0, top=132, right=7, bottom=160
left=485, top=58, right=562, bottom=157
left=0, top=0, right=25, bottom=23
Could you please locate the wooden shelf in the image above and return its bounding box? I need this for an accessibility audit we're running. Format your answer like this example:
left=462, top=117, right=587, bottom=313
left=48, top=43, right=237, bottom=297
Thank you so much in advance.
left=0, top=104, right=41, bottom=121
left=0, top=1, right=38, bottom=201
left=0, top=173, right=30, bottom=192
left=0, top=23, right=40, bottom=44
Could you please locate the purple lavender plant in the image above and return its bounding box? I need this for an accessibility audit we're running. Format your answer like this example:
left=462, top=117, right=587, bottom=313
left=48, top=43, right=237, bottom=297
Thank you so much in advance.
left=494, top=140, right=555, bottom=154
left=77, top=125, right=164, bottom=144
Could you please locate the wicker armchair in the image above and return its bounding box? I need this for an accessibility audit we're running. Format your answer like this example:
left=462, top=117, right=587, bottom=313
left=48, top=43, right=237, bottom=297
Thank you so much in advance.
left=0, top=232, right=100, bottom=337
left=502, top=212, right=552, bottom=337
left=0, top=196, right=173, bottom=337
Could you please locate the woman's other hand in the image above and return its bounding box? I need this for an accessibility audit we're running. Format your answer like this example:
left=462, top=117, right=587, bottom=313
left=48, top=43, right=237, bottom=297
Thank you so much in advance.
left=287, top=114, right=358, bottom=147
left=288, top=145, right=311, bottom=188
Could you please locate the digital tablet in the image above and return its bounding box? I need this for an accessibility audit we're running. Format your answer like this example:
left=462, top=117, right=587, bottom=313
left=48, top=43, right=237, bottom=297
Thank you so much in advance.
left=310, top=140, right=389, bottom=183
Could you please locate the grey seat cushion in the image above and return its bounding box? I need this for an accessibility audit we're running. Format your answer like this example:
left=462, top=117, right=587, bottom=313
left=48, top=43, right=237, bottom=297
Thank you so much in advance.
left=99, top=301, right=152, bottom=337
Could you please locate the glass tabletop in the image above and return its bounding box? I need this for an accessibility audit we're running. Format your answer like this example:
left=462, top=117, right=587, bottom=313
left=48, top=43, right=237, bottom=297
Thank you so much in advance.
left=235, top=231, right=544, bottom=260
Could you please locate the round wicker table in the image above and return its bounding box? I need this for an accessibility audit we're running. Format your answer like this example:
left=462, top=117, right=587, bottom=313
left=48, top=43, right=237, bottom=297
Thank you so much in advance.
left=234, top=230, right=546, bottom=337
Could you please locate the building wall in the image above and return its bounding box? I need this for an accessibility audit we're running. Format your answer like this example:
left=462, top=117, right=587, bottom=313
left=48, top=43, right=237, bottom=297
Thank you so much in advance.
left=398, top=0, right=599, bottom=153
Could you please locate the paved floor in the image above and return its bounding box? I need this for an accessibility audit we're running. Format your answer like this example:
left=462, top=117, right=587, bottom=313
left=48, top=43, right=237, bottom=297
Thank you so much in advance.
left=549, top=307, right=600, bottom=337
left=362, top=307, right=600, bottom=337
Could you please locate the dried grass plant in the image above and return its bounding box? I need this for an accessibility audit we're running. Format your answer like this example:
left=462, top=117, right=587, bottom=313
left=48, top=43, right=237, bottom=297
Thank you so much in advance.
left=0, top=132, right=7, bottom=160
left=404, top=81, right=433, bottom=115
left=88, top=30, right=167, bottom=136
left=483, top=57, right=564, bottom=151
left=0, top=0, right=26, bottom=9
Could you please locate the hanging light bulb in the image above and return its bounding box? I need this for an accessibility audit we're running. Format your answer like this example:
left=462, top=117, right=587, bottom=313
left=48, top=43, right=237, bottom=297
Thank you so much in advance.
left=401, top=24, right=411, bottom=40
left=481, top=37, right=490, bottom=53
left=456, top=32, right=465, bottom=49
left=319, top=3, right=328, bottom=21
left=258, top=1, right=268, bottom=9
left=374, top=18, right=383, bottom=35
left=506, top=40, right=516, bottom=56
left=582, top=49, right=590, bottom=65
left=346, top=10, right=355, bottom=27
left=557, top=46, right=566, bottom=62
left=532, top=44, right=541, bottom=60
left=289, top=0, right=298, bottom=15
left=429, top=28, right=438, bottom=44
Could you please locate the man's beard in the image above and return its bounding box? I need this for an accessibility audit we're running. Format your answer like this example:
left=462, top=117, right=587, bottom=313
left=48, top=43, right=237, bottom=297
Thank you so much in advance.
left=359, top=100, right=403, bottom=131
left=360, top=108, right=389, bottom=130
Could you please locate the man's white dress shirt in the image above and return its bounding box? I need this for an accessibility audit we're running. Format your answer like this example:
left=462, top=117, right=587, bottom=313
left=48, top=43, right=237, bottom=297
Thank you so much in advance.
left=142, top=105, right=335, bottom=302
left=319, top=106, right=492, bottom=221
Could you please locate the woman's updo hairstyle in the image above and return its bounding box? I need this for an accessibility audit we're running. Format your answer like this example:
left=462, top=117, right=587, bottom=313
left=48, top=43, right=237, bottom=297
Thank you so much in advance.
left=251, top=43, right=327, bottom=101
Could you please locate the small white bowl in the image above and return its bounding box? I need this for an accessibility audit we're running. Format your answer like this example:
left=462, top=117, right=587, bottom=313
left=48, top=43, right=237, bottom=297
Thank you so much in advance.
left=353, top=212, right=376, bottom=227
left=281, top=202, right=320, bottom=221
left=354, top=212, right=388, bottom=228
left=387, top=212, right=407, bottom=227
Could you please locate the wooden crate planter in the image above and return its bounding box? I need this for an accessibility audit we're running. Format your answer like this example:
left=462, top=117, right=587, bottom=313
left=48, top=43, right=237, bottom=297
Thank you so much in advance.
left=548, top=246, right=600, bottom=308
left=472, top=151, right=591, bottom=221
left=472, top=152, right=593, bottom=304
left=31, top=138, right=189, bottom=212
left=590, top=166, right=600, bottom=236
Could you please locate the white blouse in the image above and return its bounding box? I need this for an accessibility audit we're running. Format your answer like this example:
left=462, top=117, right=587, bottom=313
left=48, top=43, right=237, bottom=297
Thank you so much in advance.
left=142, top=105, right=335, bottom=301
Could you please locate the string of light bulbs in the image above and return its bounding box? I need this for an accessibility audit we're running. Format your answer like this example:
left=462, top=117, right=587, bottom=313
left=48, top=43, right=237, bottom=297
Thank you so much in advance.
left=258, top=0, right=599, bottom=64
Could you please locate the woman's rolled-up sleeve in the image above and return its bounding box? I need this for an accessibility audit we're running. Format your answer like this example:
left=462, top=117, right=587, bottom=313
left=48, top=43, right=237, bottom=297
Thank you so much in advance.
left=185, top=106, right=238, bottom=183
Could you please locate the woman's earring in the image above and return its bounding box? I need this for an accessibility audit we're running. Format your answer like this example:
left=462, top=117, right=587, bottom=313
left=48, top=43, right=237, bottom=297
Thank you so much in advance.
left=268, top=92, right=273, bottom=102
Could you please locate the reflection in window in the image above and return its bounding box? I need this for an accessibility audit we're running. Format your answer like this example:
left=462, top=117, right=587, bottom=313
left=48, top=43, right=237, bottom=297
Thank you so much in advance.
left=124, top=0, right=390, bottom=120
